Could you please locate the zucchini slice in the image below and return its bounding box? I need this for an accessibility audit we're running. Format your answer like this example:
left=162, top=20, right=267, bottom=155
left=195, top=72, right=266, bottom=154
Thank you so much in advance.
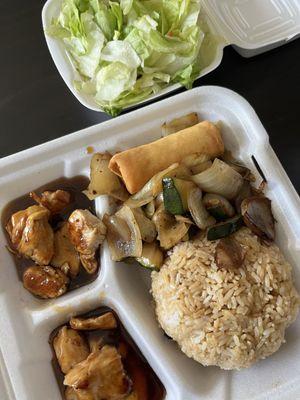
left=207, top=215, right=244, bottom=241
left=162, top=177, right=194, bottom=215
left=162, top=177, right=184, bottom=215
left=136, top=242, right=164, bottom=270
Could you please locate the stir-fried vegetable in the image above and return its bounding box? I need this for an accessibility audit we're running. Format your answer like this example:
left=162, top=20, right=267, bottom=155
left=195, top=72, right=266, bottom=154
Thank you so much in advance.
left=188, top=188, right=215, bottom=229
left=191, top=160, right=212, bottom=175
left=162, top=178, right=184, bottom=215
left=131, top=208, right=157, bottom=243
left=155, top=192, right=164, bottom=209
left=125, top=163, right=179, bottom=208
left=162, top=113, right=199, bottom=137
left=235, top=181, right=253, bottom=213
left=207, top=215, right=244, bottom=241
left=103, top=206, right=142, bottom=261
left=136, top=242, right=164, bottom=270
left=103, top=214, right=131, bottom=261
left=241, top=196, right=275, bottom=241
left=191, top=158, right=244, bottom=200
left=162, top=178, right=195, bottom=215
left=215, top=237, right=244, bottom=270
left=203, top=193, right=235, bottom=221
left=144, top=200, right=155, bottom=219
left=84, top=153, right=128, bottom=200
left=152, top=207, right=190, bottom=250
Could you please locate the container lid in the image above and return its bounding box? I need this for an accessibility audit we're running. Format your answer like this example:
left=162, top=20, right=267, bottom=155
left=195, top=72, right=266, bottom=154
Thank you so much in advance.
left=202, top=0, right=300, bottom=50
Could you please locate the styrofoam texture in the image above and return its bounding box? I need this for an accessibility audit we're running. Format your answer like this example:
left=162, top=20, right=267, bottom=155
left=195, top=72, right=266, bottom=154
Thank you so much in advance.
left=202, top=0, right=300, bottom=56
left=41, top=0, right=300, bottom=112
left=0, top=86, right=300, bottom=400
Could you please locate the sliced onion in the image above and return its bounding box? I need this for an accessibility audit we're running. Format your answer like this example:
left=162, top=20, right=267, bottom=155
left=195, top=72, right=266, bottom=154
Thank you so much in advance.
left=175, top=215, right=194, bottom=224
left=84, top=153, right=128, bottom=201
left=191, top=159, right=243, bottom=200
left=131, top=208, right=157, bottom=243
left=125, top=163, right=179, bottom=208
left=191, top=161, right=212, bottom=175
left=187, top=187, right=216, bottom=230
left=154, top=192, right=164, bottom=209
left=152, top=207, right=189, bottom=250
left=103, top=206, right=142, bottom=261
left=144, top=200, right=155, bottom=219
left=161, top=112, right=199, bottom=136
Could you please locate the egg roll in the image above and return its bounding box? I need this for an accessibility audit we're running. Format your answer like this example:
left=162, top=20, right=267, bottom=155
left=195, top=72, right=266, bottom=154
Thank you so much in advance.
left=109, top=121, right=224, bottom=194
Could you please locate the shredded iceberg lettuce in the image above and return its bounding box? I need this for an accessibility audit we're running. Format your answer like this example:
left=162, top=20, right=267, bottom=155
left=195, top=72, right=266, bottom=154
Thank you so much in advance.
left=47, top=0, right=215, bottom=115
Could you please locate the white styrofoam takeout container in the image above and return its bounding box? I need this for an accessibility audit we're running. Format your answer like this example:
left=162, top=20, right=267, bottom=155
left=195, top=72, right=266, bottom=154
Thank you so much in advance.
left=41, top=0, right=300, bottom=112
left=0, top=86, right=300, bottom=400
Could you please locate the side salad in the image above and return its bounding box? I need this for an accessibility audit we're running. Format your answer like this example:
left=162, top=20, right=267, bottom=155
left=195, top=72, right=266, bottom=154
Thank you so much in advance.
left=47, top=0, right=216, bottom=115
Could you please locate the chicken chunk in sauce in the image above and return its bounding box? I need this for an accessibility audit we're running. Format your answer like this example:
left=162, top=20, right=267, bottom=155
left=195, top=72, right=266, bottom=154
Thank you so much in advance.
left=30, top=190, right=71, bottom=214
left=65, top=387, right=93, bottom=400
left=70, top=312, right=117, bottom=331
left=68, top=210, right=106, bottom=274
left=23, top=265, right=69, bottom=299
left=6, top=205, right=54, bottom=265
left=54, top=326, right=90, bottom=374
left=64, top=345, right=131, bottom=399
left=52, top=223, right=80, bottom=278
left=79, top=254, right=98, bottom=275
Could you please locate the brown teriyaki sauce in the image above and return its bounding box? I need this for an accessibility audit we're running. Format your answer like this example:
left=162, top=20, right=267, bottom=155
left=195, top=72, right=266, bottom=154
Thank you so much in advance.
left=49, top=307, right=166, bottom=400
left=1, top=176, right=99, bottom=294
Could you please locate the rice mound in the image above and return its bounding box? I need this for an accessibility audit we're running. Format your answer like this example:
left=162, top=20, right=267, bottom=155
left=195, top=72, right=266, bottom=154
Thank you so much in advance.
left=151, top=227, right=300, bottom=370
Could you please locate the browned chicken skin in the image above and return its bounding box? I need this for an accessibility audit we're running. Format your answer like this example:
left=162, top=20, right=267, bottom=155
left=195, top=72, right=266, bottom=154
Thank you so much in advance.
left=70, top=312, right=117, bottom=331
left=23, top=265, right=69, bottom=298
left=68, top=210, right=106, bottom=274
left=53, top=326, right=89, bottom=374
left=30, top=190, right=71, bottom=214
left=6, top=205, right=54, bottom=265
left=64, top=345, right=131, bottom=399
left=51, top=223, right=80, bottom=278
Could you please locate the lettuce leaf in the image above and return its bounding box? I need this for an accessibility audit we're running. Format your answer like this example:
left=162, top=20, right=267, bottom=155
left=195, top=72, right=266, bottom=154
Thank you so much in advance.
left=48, top=0, right=218, bottom=115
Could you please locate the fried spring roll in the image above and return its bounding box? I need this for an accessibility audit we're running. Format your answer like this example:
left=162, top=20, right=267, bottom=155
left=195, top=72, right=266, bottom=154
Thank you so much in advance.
left=109, top=121, right=224, bottom=194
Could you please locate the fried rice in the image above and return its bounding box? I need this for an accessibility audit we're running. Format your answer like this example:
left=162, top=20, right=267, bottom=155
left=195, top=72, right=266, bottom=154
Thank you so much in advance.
left=151, top=227, right=300, bottom=370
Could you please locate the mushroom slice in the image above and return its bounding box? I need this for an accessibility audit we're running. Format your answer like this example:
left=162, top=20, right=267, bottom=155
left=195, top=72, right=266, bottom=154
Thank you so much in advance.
left=68, top=209, right=106, bottom=274
left=215, top=237, right=244, bottom=270
left=23, top=265, right=69, bottom=299
left=6, top=205, right=54, bottom=265
left=152, top=207, right=189, bottom=250
left=64, top=346, right=131, bottom=399
left=53, top=326, right=89, bottom=374
left=30, top=190, right=71, bottom=214
left=70, top=312, right=117, bottom=331
left=51, top=223, right=80, bottom=278
left=241, top=196, right=275, bottom=241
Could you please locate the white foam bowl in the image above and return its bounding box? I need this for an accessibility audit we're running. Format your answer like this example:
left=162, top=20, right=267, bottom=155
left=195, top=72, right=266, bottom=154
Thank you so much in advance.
left=0, top=86, right=300, bottom=400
